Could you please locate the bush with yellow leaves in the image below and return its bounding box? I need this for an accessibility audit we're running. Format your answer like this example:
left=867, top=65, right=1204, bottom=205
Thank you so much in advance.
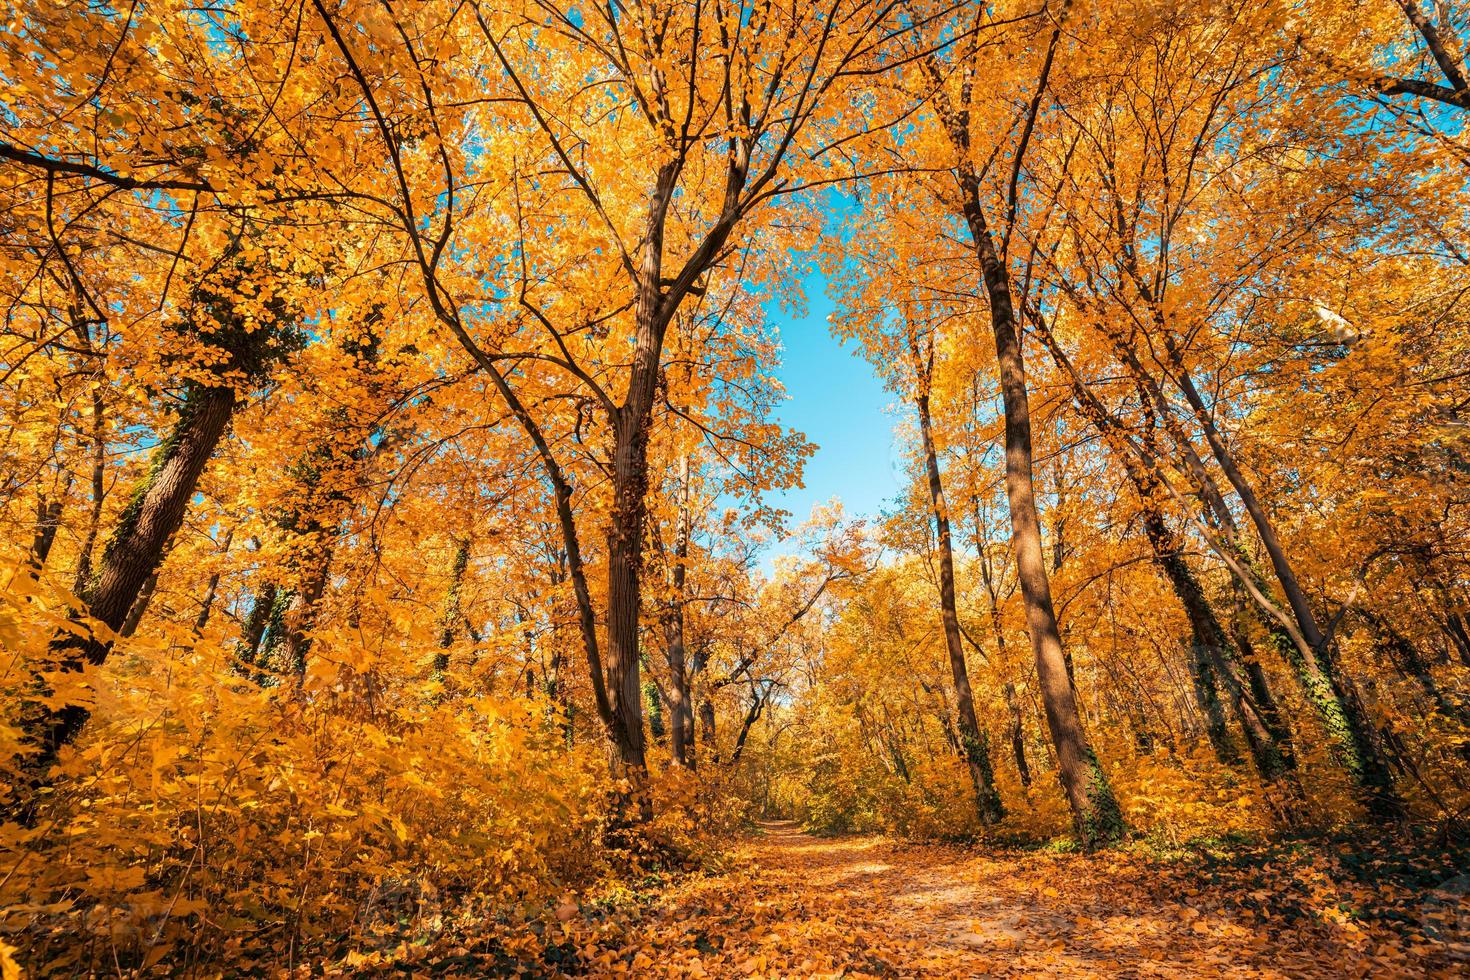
left=0, top=559, right=609, bottom=973
left=1106, top=745, right=1275, bottom=847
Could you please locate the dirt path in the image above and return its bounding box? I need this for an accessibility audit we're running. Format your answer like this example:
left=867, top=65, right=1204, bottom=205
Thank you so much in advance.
left=594, top=821, right=1448, bottom=977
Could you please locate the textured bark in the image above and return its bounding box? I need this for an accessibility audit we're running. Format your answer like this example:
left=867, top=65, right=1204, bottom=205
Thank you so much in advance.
left=256, top=588, right=293, bottom=675
left=972, top=493, right=1032, bottom=788
left=685, top=639, right=713, bottom=763
left=605, top=405, right=653, bottom=811
left=543, top=555, right=573, bottom=739
left=700, top=697, right=716, bottom=754
left=912, top=338, right=1004, bottom=825
left=664, top=618, right=693, bottom=766
left=194, top=571, right=221, bottom=632
left=432, top=538, right=471, bottom=675
left=600, top=161, right=685, bottom=822
left=119, top=531, right=181, bottom=639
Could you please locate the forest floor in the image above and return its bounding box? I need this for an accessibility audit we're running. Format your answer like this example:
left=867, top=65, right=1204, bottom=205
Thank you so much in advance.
left=334, top=820, right=1470, bottom=976
left=561, top=820, right=1469, bottom=978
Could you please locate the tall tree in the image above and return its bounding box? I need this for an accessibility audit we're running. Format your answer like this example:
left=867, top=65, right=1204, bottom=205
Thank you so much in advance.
left=909, top=1, right=1125, bottom=845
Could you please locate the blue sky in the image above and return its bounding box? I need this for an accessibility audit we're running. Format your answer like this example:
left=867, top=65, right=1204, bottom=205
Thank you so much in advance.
left=764, top=271, right=904, bottom=543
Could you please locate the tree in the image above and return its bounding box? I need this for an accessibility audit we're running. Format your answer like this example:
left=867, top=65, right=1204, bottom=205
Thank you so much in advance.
left=303, top=0, right=917, bottom=818
left=17, top=235, right=306, bottom=777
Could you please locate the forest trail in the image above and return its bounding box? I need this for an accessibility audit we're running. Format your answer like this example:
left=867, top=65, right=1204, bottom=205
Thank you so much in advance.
left=592, top=821, right=1444, bottom=978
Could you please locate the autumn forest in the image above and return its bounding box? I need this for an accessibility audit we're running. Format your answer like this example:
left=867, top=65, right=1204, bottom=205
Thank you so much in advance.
left=3, top=0, right=1470, bottom=975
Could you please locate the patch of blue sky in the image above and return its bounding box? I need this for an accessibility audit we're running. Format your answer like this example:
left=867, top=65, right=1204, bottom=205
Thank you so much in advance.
left=757, top=266, right=905, bottom=567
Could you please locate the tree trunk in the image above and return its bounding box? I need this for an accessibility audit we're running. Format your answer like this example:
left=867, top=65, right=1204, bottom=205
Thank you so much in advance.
left=605, top=407, right=653, bottom=816
left=29, top=495, right=63, bottom=571
left=912, top=338, right=1005, bottom=825
left=972, top=493, right=1033, bottom=788
left=1442, top=610, right=1470, bottom=668
left=1090, top=310, right=1384, bottom=809
left=432, top=538, right=471, bottom=675
left=280, top=547, right=332, bottom=682
left=645, top=670, right=667, bottom=746
left=71, top=389, right=107, bottom=595
left=119, top=531, right=183, bottom=640
left=1228, top=607, right=1297, bottom=770
left=1359, top=609, right=1470, bottom=763
left=193, top=529, right=232, bottom=632
left=665, top=613, right=693, bottom=768
left=599, top=161, right=685, bottom=822
left=1037, top=329, right=1229, bottom=763
left=958, top=175, right=1123, bottom=847
left=1150, top=529, right=1299, bottom=783
left=700, top=697, right=716, bottom=756
left=687, top=640, right=712, bottom=763
left=1003, top=682, right=1031, bottom=787
left=270, top=402, right=384, bottom=683
left=238, top=581, right=278, bottom=673
left=119, top=569, right=160, bottom=639
left=545, top=555, right=573, bottom=739
left=28, top=383, right=236, bottom=769
left=664, top=463, right=695, bottom=768
left=1146, top=538, right=1234, bottom=763
left=729, top=684, right=768, bottom=765
left=257, top=588, right=293, bottom=675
